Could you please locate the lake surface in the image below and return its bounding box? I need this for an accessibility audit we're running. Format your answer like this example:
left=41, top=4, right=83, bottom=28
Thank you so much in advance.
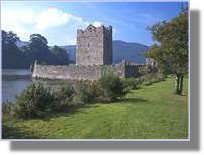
left=2, top=69, right=31, bottom=102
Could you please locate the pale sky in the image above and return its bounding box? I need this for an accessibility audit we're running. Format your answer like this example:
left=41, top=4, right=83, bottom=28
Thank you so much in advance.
left=1, top=1, right=188, bottom=46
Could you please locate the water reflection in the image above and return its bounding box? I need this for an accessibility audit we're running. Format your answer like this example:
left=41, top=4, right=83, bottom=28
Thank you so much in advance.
left=2, top=69, right=31, bottom=102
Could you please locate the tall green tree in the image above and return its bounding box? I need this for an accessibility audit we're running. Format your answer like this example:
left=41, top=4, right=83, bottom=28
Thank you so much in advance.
left=28, top=34, right=69, bottom=65
left=2, top=30, right=19, bottom=46
left=2, top=30, right=26, bottom=68
left=51, top=46, right=69, bottom=65
left=28, top=34, right=50, bottom=64
left=2, top=31, right=69, bottom=68
left=148, top=10, right=188, bottom=95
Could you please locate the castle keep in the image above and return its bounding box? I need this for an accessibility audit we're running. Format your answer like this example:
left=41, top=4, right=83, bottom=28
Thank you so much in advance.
left=77, top=24, right=112, bottom=66
left=32, top=24, right=144, bottom=80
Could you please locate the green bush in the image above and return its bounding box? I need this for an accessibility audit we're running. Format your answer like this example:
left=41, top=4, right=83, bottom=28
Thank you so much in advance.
left=54, top=84, right=75, bottom=111
left=72, top=75, right=129, bottom=104
left=142, top=72, right=165, bottom=86
left=14, top=83, right=55, bottom=118
left=2, top=101, right=14, bottom=115
left=73, top=81, right=96, bottom=105
left=9, top=73, right=154, bottom=119
left=99, top=74, right=128, bottom=102
left=122, top=78, right=144, bottom=90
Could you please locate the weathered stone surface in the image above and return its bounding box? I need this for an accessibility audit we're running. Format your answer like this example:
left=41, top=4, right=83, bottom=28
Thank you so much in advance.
left=76, top=24, right=112, bottom=66
left=33, top=64, right=101, bottom=81
left=32, top=61, right=143, bottom=80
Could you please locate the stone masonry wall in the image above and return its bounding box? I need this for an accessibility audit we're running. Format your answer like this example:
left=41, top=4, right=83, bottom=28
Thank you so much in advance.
left=32, top=61, right=143, bottom=81
left=32, top=64, right=102, bottom=81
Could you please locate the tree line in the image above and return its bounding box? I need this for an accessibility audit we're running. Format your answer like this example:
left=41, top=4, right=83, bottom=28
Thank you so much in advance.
left=2, top=31, right=69, bottom=69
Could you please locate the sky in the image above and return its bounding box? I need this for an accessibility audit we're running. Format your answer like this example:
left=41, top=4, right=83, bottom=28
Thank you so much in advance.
left=1, top=1, right=188, bottom=46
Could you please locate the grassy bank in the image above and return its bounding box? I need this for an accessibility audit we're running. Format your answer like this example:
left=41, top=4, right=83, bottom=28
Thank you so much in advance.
left=2, top=76, right=188, bottom=139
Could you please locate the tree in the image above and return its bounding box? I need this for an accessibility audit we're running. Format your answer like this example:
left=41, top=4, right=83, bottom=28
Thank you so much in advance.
left=29, top=34, right=48, bottom=49
left=148, top=10, right=188, bottom=95
left=2, top=31, right=70, bottom=68
left=28, top=34, right=69, bottom=65
left=2, top=30, right=19, bottom=46
left=2, top=30, right=26, bottom=68
left=19, top=45, right=32, bottom=68
left=51, top=45, right=69, bottom=65
left=2, top=30, right=19, bottom=52
left=29, top=34, right=51, bottom=64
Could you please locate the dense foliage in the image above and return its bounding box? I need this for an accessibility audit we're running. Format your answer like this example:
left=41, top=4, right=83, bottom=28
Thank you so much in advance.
left=74, top=81, right=97, bottom=104
left=54, top=84, right=75, bottom=110
left=2, top=30, right=69, bottom=69
left=4, top=74, right=132, bottom=119
left=99, top=74, right=128, bottom=102
left=14, top=83, right=56, bottom=118
left=147, top=10, right=188, bottom=94
left=2, top=31, right=26, bottom=68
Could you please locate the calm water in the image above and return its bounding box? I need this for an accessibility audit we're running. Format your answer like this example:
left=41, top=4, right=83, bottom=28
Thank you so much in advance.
left=2, top=69, right=31, bottom=102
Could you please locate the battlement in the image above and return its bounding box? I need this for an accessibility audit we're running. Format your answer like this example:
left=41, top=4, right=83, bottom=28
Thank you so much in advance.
left=77, top=24, right=112, bottom=36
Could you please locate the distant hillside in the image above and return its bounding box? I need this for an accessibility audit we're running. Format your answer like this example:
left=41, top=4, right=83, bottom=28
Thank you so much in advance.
left=16, top=40, right=149, bottom=64
left=61, top=45, right=76, bottom=63
left=62, top=40, right=149, bottom=64
left=113, top=40, right=149, bottom=63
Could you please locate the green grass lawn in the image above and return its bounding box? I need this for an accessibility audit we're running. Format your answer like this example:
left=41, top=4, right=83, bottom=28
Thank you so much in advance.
left=2, top=76, right=188, bottom=139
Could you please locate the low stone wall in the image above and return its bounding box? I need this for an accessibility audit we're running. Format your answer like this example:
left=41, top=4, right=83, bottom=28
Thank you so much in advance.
left=32, top=61, right=143, bottom=80
left=124, top=63, right=144, bottom=78
left=33, top=64, right=101, bottom=80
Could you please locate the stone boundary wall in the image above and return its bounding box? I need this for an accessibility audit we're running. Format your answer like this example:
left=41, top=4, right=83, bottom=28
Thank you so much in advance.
left=124, top=62, right=145, bottom=78
left=32, top=64, right=101, bottom=81
left=32, top=61, right=144, bottom=81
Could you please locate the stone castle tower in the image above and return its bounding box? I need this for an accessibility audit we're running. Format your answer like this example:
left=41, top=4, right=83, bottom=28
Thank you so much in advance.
left=32, top=24, right=145, bottom=80
left=76, top=24, right=112, bottom=66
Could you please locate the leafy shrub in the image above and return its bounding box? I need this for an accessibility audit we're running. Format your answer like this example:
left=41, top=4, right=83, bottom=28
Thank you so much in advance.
left=122, top=78, right=143, bottom=90
left=73, top=81, right=96, bottom=105
left=54, top=84, right=75, bottom=110
left=10, top=73, right=159, bottom=119
left=99, top=73, right=128, bottom=102
left=2, top=101, right=14, bottom=115
left=14, top=83, right=55, bottom=118
left=142, top=72, right=165, bottom=86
